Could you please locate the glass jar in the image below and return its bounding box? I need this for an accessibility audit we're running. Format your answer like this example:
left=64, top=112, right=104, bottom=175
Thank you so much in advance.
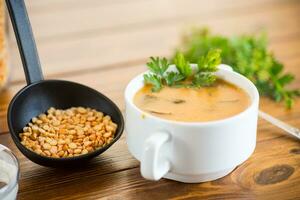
left=0, top=0, right=10, bottom=91
left=0, top=144, right=19, bottom=200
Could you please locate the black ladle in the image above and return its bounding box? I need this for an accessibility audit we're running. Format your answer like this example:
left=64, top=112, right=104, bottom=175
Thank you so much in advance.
left=6, top=0, right=124, bottom=167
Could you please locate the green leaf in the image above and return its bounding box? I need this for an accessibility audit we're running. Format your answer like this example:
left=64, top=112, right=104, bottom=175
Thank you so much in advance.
left=197, top=49, right=221, bottom=72
left=146, top=57, right=169, bottom=77
left=270, top=61, right=283, bottom=76
left=273, top=90, right=282, bottom=102
left=285, top=98, right=293, bottom=109
left=193, top=73, right=216, bottom=87
left=173, top=52, right=192, bottom=78
left=165, top=72, right=185, bottom=86
left=143, top=74, right=162, bottom=92
left=278, top=74, right=294, bottom=86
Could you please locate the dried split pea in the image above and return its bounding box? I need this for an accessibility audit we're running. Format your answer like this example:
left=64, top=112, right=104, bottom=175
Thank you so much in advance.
left=19, top=107, right=118, bottom=158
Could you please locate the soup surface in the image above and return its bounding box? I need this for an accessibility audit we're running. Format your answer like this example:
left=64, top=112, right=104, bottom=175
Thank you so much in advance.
left=133, top=79, right=250, bottom=122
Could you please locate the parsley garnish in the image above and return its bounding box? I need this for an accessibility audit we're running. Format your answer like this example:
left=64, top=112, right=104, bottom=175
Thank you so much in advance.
left=144, top=50, right=221, bottom=92
left=143, top=74, right=162, bottom=92
left=176, top=28, right=300, bottom=108
left=173, top=52, right=192, bottom=77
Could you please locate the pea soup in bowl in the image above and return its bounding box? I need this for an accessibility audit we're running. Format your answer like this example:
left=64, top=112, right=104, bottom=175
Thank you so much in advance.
left=125, top=64, right=259, bottom=183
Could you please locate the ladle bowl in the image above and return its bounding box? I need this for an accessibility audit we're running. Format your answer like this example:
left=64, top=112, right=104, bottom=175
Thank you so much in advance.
left=8, top=80, right=124, bottom=167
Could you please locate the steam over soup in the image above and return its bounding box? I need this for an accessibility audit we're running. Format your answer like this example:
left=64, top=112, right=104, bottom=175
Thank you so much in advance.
left=134, top=79, right=250, bottom=122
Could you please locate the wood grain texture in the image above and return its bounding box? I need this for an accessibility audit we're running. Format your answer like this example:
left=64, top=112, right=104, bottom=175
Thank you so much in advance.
left=24, top=0, right=288, bottom=40
left=7, top=0, right=300, bottom=83
left=0, top=118, right=299, bottom=199
left=0, top=0, right=299, bottom=199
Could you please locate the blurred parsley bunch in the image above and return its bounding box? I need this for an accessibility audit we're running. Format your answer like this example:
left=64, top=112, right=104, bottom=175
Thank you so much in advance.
left=175, top=28, right=300, bottom=108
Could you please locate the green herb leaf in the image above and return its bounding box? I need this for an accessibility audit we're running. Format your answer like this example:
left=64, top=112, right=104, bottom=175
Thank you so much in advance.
left=147, top=57, right=169, bottom=77
left=165, top=71, right=185, bottom=86
left=270, top=61, right=283, bottom=76
left=197, top=49, right=221, bottom=72
left=278, top=74, right=294, bottom=86
left=143, top=74, right=162, bottom=92
left=173, top=52, right=192, bottom=78
left=193, top=73, right=216, bottom=87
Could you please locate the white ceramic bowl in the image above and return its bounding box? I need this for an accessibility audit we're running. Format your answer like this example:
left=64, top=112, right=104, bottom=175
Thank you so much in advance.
left=125, top=65, right=259, bottom=183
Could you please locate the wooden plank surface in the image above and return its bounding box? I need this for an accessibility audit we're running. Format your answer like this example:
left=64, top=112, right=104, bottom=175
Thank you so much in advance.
left=7, top=0, right=300, bottom=83
left=0, top=0, right=299, bottom=199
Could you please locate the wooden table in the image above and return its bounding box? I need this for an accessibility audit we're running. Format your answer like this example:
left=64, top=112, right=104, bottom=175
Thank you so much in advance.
left=0, top=0, right=299, bottom=199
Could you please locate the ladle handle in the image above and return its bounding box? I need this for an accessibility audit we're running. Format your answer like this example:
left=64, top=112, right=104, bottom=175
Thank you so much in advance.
left=6, top=0, right=43, bottom=85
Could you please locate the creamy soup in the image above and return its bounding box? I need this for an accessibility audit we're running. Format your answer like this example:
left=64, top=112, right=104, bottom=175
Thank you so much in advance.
left=133, top=79, right=250, bottom=122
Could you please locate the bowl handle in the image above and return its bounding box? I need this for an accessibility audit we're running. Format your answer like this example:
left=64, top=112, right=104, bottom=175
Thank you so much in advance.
left=140, top=131, right=171, bottom=181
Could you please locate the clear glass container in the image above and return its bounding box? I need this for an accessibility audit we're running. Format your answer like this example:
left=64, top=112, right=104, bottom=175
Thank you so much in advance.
left=0, top=144, right=19, bottom=200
